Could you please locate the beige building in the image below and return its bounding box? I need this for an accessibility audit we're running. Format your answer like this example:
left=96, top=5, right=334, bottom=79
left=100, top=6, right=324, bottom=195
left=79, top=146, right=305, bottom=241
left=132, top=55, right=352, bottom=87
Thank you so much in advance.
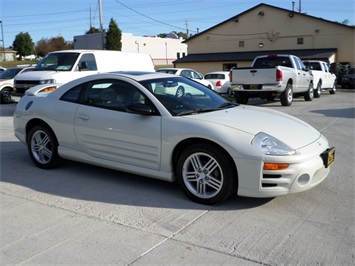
left=174, top=3, right=355, bottom=74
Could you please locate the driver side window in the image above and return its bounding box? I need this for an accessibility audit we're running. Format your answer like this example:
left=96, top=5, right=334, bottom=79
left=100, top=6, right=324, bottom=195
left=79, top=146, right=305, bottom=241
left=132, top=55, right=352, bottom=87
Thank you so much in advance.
left=83, top=79, right=150, bottom=112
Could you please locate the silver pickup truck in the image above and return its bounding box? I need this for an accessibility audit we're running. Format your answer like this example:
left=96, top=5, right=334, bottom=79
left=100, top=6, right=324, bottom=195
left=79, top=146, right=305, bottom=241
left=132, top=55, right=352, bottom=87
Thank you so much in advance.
left=230, top=54, right=314, bottom=106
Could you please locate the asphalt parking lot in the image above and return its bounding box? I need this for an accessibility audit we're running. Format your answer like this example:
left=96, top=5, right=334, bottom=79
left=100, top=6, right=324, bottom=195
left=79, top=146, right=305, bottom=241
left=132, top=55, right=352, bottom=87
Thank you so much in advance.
left=1, top=90, right=354, bottom=265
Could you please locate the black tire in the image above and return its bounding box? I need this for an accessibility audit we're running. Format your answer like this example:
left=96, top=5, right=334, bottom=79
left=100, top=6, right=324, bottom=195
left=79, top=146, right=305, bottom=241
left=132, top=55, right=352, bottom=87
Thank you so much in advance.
left=304, top=82, right=314, bottom=101
left=234, top=92, right=249, bottom=104
left=176, top=143, right=237, bottom=205
left=314, top=82, right=321, bottom=98
left=0, top=88, right=13, bottom=104
left=27, top=125, right=61, bottom=169
left=280, top=83, right=293, bottom=106
left=175, top=86, right=185, bottom=97
left=329, top=82, right=336, bottom=94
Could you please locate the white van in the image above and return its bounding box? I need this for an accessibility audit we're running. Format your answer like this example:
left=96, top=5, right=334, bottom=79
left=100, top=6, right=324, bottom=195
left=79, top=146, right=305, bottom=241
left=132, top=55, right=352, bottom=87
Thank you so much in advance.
left=14, top=50, right=155, bottom=95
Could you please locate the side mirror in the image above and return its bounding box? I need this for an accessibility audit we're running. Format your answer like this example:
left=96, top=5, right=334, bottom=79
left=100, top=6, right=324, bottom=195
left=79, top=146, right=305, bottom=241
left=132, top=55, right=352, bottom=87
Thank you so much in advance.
left=79, top=61, right=88, bottom=71
left=126, top=103, right=155, bottom=115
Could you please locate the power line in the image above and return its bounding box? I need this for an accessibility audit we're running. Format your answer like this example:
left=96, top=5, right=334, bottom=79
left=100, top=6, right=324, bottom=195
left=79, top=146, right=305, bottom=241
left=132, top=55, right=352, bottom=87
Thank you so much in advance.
left=113, top=0, right=186, bottom=32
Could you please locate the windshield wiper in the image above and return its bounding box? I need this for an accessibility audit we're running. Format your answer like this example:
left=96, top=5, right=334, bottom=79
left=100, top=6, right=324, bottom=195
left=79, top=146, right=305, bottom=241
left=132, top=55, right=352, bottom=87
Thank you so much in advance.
left=217, top=102, right=239, bottom=108
left=176, top=103, right=238, bottom=116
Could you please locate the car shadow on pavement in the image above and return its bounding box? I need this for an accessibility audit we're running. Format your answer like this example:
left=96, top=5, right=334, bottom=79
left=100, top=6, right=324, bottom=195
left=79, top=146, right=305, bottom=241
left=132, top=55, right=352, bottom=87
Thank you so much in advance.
left=310, top=107, right=355, bottom=119
left=0, top=141, right=272, bottom=210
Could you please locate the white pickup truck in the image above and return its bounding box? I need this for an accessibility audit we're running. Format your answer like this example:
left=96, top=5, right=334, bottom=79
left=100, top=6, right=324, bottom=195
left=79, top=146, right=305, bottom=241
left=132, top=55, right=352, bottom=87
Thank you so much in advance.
left=303, top=60, right=337, bottom=97
left=230, top=54, right=314, bottom=106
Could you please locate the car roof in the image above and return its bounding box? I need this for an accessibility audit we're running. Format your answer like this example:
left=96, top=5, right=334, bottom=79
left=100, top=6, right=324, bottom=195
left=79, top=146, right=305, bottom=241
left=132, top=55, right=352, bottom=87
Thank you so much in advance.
left=102, top=71, right=179, bottom=81
left=205, top=71, right=230, bottom=74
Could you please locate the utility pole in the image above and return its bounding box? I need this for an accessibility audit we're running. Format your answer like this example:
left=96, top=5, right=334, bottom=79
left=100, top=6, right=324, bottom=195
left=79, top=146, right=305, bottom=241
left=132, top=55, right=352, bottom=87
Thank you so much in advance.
left=89, top=7, right=92, bottom=29
left=0, top=21, right=5, bottom=61
left=99, top=0, right=104, bottom=49
left=185, top=20, right=189, bottom=38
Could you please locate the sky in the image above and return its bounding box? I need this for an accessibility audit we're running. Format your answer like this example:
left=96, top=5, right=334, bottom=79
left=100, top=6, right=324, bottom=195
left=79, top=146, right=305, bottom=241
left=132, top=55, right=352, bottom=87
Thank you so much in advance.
left=1, top=0, right=354, bottom=48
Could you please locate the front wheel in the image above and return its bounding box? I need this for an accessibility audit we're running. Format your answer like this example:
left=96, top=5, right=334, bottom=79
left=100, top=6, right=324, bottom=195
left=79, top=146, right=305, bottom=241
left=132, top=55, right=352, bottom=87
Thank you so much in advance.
left=314, top=82, right=321, bottom=98
left=177, top=143, right=237, bottom=205
left=27, top=125, right=61, bottom=169
left=0, top=88, right=13, bottom=104
left=304, top=82, right=314, bottom=101
left=329, top=82, right=336, bottom=94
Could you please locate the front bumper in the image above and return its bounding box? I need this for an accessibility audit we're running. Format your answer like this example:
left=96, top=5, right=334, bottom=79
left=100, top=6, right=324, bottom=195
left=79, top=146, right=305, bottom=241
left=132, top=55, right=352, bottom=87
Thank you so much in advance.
left=236, top=135, right=333, bottom=198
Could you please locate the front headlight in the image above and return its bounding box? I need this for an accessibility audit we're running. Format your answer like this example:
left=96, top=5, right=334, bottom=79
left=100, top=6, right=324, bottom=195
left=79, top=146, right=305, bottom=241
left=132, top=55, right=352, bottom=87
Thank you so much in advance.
left=252, top=132, right=295, bottom=156
left=40, top=79, right=56, bottom=84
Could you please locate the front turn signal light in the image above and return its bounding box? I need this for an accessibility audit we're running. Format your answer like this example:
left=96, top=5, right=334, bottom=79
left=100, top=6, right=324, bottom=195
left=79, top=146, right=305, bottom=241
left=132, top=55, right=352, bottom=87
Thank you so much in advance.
left=39, top=86, right=57, bottom=93
left=263, top=162, right=289, bottom=170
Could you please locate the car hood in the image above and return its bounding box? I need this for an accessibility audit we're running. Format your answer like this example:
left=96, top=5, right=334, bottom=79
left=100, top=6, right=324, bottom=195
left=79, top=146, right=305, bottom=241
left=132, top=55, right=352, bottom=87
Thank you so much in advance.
left=185, top=105, right=321, bottom=149
left=15, top=71, right=55, bottom=81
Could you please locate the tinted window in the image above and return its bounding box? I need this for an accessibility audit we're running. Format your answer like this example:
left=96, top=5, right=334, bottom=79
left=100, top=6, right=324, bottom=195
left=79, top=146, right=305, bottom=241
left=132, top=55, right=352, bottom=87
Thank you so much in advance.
left=60, top=85, right=82, bottom=103
left=253, top=56, right=292, bottom=68
left=82, top=79, right=151, bottom=112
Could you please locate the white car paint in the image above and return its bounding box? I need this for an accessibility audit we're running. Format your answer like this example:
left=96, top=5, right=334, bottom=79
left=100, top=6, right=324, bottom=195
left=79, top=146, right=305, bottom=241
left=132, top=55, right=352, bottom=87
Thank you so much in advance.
left=204, top=71, right=231, bottom=95
left=14, top=72, right=334, bottom=204
left=156, top=68, right=214, bottom=89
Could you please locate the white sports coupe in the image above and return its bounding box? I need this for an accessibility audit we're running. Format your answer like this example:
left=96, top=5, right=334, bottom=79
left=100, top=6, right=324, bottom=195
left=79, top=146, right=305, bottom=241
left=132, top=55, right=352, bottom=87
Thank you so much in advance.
left=13, top=72, right=335, bottom=204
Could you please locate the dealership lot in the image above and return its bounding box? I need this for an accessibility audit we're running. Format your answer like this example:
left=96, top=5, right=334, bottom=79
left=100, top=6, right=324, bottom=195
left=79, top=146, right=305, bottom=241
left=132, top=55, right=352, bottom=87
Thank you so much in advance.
left=1, top=91, right=354, bottom=265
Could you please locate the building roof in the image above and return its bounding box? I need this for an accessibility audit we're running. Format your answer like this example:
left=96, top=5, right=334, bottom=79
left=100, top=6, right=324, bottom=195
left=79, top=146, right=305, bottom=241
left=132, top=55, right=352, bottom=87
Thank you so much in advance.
left=184, top=3, right=354, bottom=44
left=174, top=48, right=337, bottom=64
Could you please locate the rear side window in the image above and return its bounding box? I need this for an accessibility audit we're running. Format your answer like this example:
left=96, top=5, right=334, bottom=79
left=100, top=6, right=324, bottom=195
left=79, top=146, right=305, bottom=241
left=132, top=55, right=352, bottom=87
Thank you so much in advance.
left=78, top=53, right=97, bottom=71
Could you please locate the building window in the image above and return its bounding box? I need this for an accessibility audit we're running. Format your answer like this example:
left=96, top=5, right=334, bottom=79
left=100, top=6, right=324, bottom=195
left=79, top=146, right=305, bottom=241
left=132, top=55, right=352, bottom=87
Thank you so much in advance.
left=239, top=41, right=244, bottom=47
left=297, top=38, right=304, bottom=45
left=223, top=63, right=237, bottom=71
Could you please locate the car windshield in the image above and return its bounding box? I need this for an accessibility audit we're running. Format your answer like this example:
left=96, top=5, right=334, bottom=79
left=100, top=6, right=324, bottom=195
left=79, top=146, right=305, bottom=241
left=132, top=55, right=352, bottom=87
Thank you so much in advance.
left=35, top=53, right=80, bottom=71
left=140, top=76, right=237, bottom=116
left=0, top=68, right=23, bottom=79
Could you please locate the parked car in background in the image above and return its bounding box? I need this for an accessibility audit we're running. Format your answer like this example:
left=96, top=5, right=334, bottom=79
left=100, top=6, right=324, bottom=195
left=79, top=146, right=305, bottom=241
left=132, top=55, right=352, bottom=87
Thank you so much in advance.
left=0, top=66, right=34, bottom=104
left=14, top=50, right=155, bottom=96
left=230, top=54, right=314, bottom=106
left=156, top=68, right=213, bottom=89
left=303, top=60, right=336, bottom=97
left=341, top=68, right=355, bottom=89
left=14, top=72, right=334, bottom=205
left=204, top=71, right=232, bottom=96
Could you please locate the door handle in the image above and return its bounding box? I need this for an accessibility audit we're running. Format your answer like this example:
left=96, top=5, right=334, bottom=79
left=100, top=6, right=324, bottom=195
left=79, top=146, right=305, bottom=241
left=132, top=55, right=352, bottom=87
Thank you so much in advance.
left=78, top=114, right=90, bottom=121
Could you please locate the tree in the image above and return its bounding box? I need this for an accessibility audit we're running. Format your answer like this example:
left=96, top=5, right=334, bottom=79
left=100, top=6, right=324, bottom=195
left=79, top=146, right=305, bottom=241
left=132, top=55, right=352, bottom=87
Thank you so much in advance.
left=12, top=32, right=34, bottom=60
left=105, top=18, right=122, bottom=51
left=85, top=27, right=101, bottom=34
left=35, top=36, right=73, bottom=57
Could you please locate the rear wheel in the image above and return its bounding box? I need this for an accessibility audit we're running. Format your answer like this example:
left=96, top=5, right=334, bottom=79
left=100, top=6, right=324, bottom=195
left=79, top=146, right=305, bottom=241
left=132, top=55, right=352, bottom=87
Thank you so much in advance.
left=280, top=83, right=293, bottom=106
left=177, top=143, right=237, bottom=205
left=27, top=125, right=61, bottom=169
left=234, top=92, right=249, bottom=104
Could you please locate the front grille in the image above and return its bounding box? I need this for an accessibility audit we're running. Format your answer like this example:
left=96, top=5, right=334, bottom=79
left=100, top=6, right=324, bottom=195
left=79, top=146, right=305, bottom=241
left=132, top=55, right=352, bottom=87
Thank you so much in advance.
left=14, top=80, right=41, bottom=94
left=15, top=80, right=41, bottom=85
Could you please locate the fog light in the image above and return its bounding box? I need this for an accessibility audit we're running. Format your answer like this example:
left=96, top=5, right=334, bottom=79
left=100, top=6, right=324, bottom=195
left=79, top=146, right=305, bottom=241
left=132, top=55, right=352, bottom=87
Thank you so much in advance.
left=263, top=162, right=289, bottom=170
left=297, top=174, right=310, bottom=186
